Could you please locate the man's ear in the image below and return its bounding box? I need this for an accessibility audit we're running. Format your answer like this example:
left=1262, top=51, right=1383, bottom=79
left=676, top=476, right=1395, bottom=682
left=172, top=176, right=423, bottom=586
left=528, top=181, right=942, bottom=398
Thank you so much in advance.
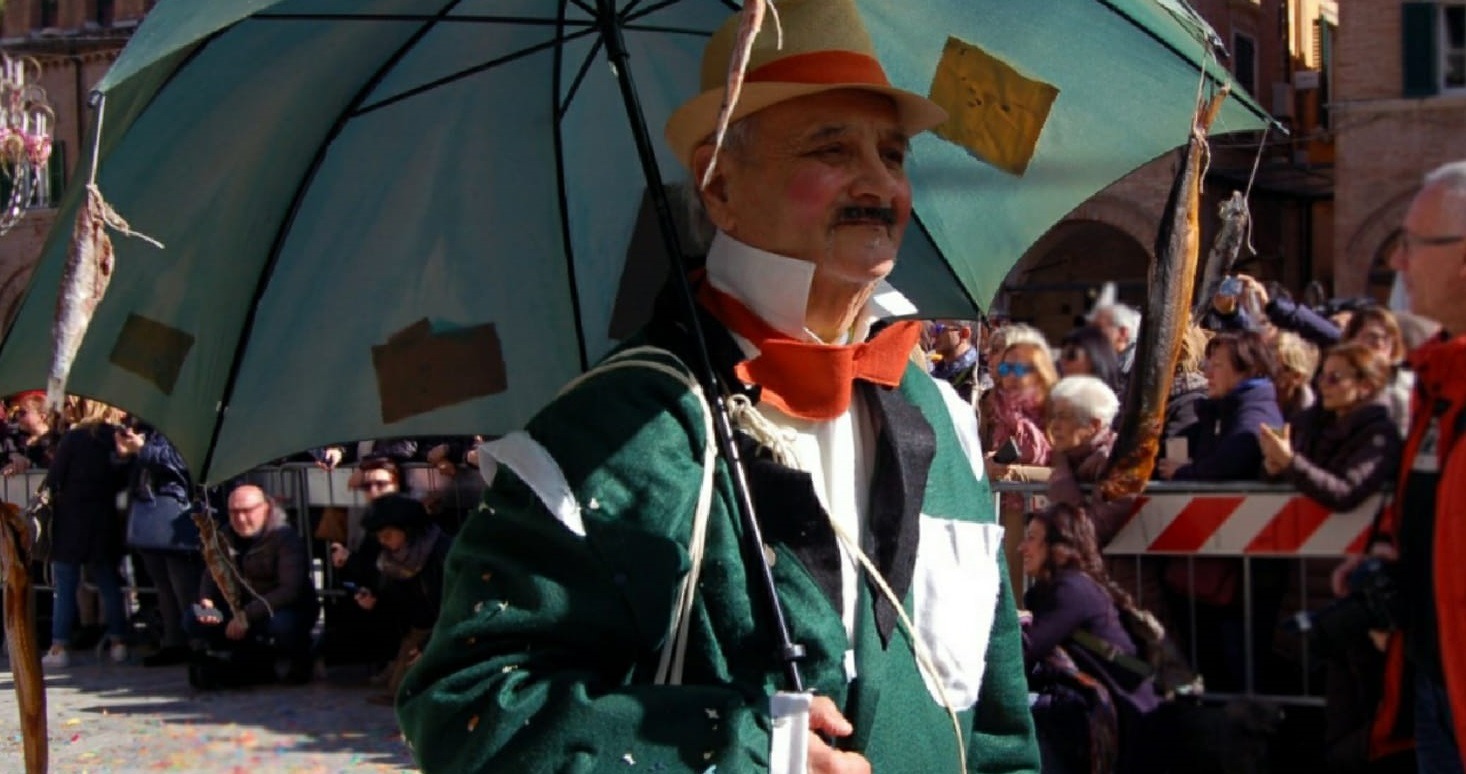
left=691, top=144, right=736, bottom=233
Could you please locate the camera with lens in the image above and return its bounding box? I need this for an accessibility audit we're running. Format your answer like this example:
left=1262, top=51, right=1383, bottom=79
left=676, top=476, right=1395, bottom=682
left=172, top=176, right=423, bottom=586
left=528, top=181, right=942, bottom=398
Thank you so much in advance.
left=1281, top=557, right=1399, bottom=654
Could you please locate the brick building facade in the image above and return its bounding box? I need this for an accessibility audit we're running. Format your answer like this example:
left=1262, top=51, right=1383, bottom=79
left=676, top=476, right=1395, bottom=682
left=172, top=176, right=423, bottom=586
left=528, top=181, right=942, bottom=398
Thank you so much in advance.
left=0, top=0, right=149, bottom=328
left=1332, top=0, right=1466, bottom=298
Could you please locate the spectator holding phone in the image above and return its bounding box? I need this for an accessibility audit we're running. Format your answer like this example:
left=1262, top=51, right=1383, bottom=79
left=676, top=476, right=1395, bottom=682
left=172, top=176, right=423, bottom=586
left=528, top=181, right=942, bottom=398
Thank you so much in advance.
left=353, top=494, right=451, bottom=704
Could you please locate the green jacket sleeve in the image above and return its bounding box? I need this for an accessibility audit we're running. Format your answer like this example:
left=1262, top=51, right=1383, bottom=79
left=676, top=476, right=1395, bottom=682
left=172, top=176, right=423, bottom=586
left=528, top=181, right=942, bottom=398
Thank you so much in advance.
left=397, top=364, right=774, bottom=773
left=968, top=550, right=1041, bottom=773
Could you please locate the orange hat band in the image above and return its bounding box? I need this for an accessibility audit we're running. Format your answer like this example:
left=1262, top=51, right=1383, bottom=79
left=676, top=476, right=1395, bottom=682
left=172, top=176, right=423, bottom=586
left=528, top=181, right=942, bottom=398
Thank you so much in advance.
left=745, top=50, right=891, bottom=87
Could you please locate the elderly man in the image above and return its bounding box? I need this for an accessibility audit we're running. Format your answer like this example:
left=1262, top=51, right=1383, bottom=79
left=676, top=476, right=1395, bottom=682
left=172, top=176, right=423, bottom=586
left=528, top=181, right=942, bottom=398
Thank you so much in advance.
left=188, top=484, right=317, bottom=688
left=1089, top=301, right=1142, bottom=381
left=1366, top=160, right=1466, bottom=773
left=398, top=2, right=1038, bottom=772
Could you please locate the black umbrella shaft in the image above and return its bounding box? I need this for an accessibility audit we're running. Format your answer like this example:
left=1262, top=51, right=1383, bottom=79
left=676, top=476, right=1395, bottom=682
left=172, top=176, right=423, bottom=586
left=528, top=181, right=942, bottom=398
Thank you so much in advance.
left=594, top=1, right=807, bottom=693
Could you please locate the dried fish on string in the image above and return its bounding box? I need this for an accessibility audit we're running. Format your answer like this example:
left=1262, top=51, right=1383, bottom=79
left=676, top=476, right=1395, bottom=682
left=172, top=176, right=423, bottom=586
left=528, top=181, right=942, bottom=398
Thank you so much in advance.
left=1191, top=190, right=1252, bottom=320
left=699, top=0, right=781, bottom=189
left=47, top=184, right=163, bottom=413
left=1100, top=87, right=1229, bottom=502
left=1, top=501, right=47, bottom=773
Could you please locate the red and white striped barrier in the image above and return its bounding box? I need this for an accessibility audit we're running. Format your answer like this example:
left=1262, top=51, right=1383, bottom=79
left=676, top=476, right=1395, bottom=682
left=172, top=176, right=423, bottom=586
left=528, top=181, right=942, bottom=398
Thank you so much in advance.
left=1104, top=492, right=1383, bottom=557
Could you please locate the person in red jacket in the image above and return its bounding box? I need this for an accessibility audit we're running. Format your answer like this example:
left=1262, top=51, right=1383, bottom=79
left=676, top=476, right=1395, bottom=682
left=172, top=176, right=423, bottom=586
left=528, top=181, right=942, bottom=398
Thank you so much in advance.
left=1359, top=159, right=1466, bottom=773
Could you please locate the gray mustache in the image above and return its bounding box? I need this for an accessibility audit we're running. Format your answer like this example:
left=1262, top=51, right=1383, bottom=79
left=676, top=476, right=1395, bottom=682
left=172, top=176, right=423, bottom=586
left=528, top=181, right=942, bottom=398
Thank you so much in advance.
left=836, top=206, right=896, bottom=225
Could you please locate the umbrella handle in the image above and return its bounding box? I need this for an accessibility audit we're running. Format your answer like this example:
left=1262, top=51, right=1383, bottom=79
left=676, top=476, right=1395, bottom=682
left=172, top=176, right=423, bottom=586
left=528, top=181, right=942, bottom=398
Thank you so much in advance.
left=594, top=1, right=808, bottom=694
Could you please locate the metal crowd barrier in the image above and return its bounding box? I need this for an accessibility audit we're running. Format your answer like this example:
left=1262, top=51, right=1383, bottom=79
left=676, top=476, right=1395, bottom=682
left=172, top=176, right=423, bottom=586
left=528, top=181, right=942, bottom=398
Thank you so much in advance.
left=993, top=480, right=1388, bottom=708
left=0, top=462, right=485, bottom=652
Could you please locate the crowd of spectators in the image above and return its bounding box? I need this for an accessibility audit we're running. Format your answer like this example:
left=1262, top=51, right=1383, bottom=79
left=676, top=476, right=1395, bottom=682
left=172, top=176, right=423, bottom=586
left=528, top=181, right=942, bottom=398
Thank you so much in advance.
left=923, top=275, right=1434, bottom=772
left=0, top=397, right=474, bottom=698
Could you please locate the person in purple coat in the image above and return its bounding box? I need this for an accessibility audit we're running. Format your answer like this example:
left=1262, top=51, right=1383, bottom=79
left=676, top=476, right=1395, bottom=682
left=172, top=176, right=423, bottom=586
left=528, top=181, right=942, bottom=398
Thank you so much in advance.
left=1021, top=503, right=1163, bottom=772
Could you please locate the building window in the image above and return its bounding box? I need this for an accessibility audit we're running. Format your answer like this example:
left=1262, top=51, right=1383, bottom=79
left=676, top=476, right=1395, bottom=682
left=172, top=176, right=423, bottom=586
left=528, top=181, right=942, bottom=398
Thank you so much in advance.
left=1233, top=33, right=1258, bottom=97
left=1446, top=3, right=1466, bottom=90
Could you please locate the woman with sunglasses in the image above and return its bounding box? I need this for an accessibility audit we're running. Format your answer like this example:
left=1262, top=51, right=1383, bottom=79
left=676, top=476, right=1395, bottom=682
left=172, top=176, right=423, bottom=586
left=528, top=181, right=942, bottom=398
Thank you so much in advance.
left=1342, top=308, right=1413, bottom=438
left=326, top=456, right=408, bottom=680
left=979, top=325, right=1059, bottom=473
left=1258, top=343, right=1403, bottom=513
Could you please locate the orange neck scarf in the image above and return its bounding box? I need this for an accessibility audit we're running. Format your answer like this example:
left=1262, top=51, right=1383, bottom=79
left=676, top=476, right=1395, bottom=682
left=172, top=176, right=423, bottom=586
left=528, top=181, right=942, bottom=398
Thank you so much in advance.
left=697, top=281, right=921, bottom=421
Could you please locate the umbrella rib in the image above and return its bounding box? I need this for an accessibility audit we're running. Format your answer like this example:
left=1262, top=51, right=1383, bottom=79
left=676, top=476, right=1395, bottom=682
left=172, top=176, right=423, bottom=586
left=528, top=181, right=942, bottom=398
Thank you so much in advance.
left=621, top=23, right=714, bottom=37
left=1093, top=0, right=1274, bottom=127
left=353, top=28, right=598, bottom=118
left=199, top=0, right=469, bottom=483
left=557, top=37, right=604, bottom=120
left=252, top=13, right=590, bottom=27
left=552, top=0, right=591, bottom=372
left=621, top=0, right=685, bottom=24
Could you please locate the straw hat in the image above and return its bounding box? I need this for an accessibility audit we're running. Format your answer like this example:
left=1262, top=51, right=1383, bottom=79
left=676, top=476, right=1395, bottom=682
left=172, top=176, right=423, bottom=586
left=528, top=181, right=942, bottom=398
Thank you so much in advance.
left=665, top=0, right=947, bottom=169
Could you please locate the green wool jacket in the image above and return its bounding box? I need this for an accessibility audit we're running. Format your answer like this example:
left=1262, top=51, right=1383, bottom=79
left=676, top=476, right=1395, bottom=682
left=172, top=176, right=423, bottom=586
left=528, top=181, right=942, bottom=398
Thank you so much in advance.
left=397, top=344, right=1039, bottom=773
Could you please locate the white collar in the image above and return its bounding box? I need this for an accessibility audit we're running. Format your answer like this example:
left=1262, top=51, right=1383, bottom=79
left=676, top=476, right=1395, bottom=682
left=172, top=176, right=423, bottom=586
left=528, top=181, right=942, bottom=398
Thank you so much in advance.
left=704, top=231, right=918, bottom=346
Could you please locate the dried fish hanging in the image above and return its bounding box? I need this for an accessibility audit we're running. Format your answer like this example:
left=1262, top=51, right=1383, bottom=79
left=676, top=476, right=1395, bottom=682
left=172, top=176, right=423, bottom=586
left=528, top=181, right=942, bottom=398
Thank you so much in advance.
left=0, top=53, right=54, bottom=236
left=46, top=94, right=163, bottom=412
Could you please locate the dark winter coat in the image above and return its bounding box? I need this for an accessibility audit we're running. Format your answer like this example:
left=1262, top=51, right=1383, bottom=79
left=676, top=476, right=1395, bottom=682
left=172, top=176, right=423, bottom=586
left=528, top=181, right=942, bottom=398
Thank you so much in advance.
left=1280, top=399, right=1402, bottom=513
left=378, top=527, right=451, bottom=631
left=1162, top=371, right=1209, bottom=458
left=1024, top=569, right=1161, bottom=716
left=43, top=424, right=129, bottom=564
left=1174, top=378, right=1284, bottom=481
left=1265, top=296, right=1342, bottom=350
left=201, top=522, right=316, bottom=624
left=125, top=429, right=198, bottom=550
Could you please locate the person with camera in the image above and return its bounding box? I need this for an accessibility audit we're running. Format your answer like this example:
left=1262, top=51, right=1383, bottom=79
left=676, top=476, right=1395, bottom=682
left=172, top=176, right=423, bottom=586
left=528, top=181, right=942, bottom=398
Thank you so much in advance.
left=1358, top=161, right=1466, bottom=773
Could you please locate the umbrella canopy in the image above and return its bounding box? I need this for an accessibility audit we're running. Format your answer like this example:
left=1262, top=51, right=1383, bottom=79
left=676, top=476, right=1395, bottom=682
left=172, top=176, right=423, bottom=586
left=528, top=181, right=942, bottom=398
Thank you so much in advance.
left=0, top=0, right=1267, bottom=483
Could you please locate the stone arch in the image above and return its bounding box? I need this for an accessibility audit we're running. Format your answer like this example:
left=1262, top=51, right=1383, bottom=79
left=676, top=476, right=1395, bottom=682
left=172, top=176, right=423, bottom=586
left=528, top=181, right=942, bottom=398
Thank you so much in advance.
left=1000, top=197, right=1154, bottom=338
left=1340, top=188, right=1416, bottom=297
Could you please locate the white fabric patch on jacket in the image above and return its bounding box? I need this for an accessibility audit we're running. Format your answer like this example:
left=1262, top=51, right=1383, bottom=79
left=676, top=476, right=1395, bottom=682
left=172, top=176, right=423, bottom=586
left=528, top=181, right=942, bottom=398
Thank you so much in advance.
left=479, top=432, right=585, bottom=537
left=911, top=515, right=1004, bottom=710
left=933, top=378, right=985, bottom=482
left=768, top=692, right=812, bottom=774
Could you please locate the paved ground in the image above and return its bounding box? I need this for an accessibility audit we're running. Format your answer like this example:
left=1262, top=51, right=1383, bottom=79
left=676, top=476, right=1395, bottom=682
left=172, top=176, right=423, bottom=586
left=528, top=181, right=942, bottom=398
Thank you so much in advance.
left=0, top=648, right=416, bottom=773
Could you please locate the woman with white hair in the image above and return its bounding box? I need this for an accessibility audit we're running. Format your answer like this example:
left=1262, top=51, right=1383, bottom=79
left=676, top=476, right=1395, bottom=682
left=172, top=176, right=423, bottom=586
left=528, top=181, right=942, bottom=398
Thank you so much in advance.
left=1043, top=377, right=1138, bottom=543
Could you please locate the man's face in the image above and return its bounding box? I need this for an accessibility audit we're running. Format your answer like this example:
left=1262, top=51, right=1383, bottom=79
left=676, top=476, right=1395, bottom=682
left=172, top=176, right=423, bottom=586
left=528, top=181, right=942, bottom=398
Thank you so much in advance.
left=930, top=321, right=966, bottom=357
left=697, top=90, right=912, bottom=290
left=228, top=488, right=270, bottom=539
left=1391, top=183, right=1466, bottom=330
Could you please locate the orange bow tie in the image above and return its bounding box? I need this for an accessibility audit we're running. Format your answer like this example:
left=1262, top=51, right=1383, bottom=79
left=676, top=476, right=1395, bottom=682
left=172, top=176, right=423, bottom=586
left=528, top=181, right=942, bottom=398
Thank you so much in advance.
left=697, top=281, right=921, bottom=421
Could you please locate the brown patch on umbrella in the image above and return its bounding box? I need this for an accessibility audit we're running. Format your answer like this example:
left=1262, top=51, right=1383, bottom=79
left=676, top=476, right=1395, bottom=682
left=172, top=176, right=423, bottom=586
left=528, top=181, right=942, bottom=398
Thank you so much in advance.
left=927, top=36, right=1059, bottom=176
left=372, top=319, right=507, bottom=423
left=108, top=312, right=195, bottom=395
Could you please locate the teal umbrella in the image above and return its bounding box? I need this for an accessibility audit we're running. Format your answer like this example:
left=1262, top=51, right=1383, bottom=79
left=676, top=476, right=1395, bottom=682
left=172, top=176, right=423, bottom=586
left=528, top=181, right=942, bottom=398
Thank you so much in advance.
left=0, top=0, right=1267, bottom=484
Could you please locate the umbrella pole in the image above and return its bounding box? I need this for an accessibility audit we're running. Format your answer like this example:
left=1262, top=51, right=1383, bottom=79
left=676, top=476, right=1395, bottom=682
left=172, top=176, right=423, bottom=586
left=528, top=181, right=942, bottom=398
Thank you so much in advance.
left=594, top=2, right=808, bottom=694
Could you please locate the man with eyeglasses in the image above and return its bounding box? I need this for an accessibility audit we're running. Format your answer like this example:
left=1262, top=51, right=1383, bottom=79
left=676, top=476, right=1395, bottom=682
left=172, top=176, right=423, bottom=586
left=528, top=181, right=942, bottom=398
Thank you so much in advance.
left=927, top=320, right=981, bottom=402
left=1365, top=160, right=1466, bottom=773
left=188, top=484, right=317, bottom=688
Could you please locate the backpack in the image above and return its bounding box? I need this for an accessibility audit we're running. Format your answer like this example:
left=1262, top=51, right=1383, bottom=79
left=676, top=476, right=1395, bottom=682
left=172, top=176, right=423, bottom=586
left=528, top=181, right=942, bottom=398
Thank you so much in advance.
left=1071, top=603, right=1204, bottom=701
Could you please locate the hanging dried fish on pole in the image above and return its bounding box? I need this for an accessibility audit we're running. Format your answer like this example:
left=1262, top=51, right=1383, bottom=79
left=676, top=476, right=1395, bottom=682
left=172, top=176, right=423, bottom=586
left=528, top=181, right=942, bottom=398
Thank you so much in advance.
left=1099, top=87, right=1229, bottom=502
left=1, top=501, right=47, bottom=774
left=46, top=183, right=163, bottom=413
left=194, top=507, right=271, bottom=627
left=699, top=0, right=781, bottom=189
left=1191, top=190, right=1251, bottom=319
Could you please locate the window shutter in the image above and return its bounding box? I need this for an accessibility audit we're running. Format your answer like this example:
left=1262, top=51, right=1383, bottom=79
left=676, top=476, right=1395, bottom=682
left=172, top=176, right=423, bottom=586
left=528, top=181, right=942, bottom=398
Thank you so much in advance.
left=1403, top=2, right=1440, bottom=97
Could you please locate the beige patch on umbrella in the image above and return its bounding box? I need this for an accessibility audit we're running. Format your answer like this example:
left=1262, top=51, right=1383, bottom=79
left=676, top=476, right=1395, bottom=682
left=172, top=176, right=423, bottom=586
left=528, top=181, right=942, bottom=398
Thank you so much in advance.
left=372, top=319, right=507, bottom=424
left=927, top=36, right=1059, bottom=176
left=108, top=313, right=195, bottom=395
